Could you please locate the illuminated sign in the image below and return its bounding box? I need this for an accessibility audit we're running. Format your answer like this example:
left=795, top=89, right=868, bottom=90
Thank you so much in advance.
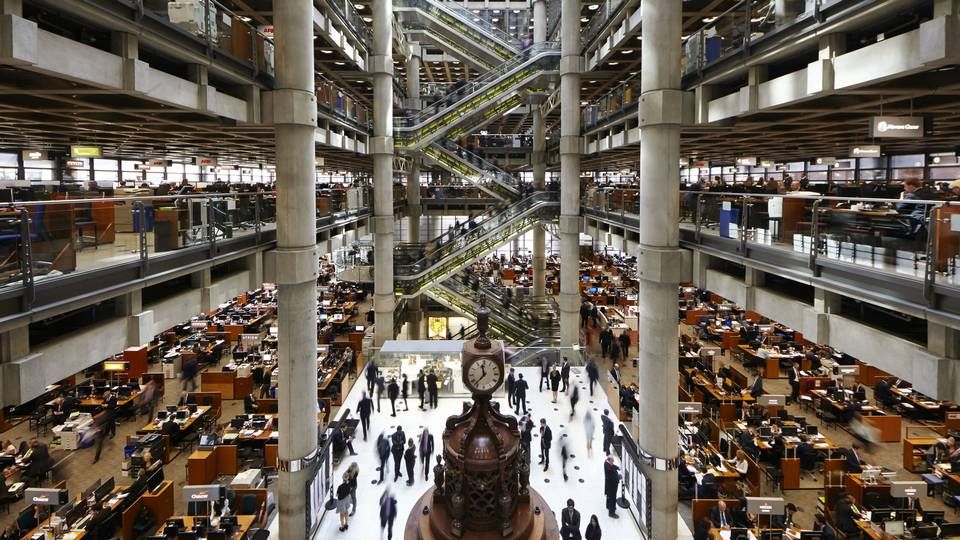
left=870, top=116, right=926, bottom=138
left=22, top=150, right=47, bottom=161
left=70, top=145, right=102, bottom=158
left=850, top=145, right=881, bottom=158
left=148, top=159, right=172, bottom=167
left=678, top=402, right=702, bottom=415
left=736, top=157, right=757, bottom=167
left=65, top=160, right=86, bottom=169
left=812, top=157, right=837, bottom=166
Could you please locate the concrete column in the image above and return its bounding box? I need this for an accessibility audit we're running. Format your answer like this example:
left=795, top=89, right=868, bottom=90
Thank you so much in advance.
left=741, top=65, right=767, bottom=113
left=808, top=33, right=845, bottom=95
left=244, top=85, right=262, bottom=124
left=406, top=49, right=423, bottom=243
left=691, top=249, right=708, bottom=288
left=187, top=64, right=212, bottom=112
left=273, top=0, right=320, bottom=535
left=930, top=322, right=960, bottom=401
left=111, top=32, right=138, bottom=59
left=406, top=296, right=423, bottom=340
left=813, top=287, right=841, bottom=343
left=532, top=0, right=547, bottom=43
left=127, top=311, right=155, bottom=347
left=0, top=325, right=28, bottom=363
left=744, top=267, right=764, bottom=310
left=532, top=104, right=547, bottom=299
left=694, top=84, right=714, bottom=124
left=558, top=0, right=582, bottom=349
left=934, top=0, right=960, bottom=16
left=372, top=0, right=395, bottom=346
left=192, top=269, right=215, bottom=313
left=115, top=289, right=143, bottom=317
left=636, top=0, right=684, bottom=537
left=246, top=252, right=264, bottom=290
left=0, top=0, right=21, bottom=15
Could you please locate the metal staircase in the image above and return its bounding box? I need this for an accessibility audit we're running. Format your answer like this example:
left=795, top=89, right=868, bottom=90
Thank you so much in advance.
left=423, top=142, right=521, bottom=200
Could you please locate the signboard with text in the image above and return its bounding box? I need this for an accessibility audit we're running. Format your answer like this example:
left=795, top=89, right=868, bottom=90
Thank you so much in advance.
left=70, top=145, right=102, bottom=158
left=870, top=116, right=925, bottom=138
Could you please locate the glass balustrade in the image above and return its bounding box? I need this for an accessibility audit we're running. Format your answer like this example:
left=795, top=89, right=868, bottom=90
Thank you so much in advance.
left=0, top=191, right=369, bottom=295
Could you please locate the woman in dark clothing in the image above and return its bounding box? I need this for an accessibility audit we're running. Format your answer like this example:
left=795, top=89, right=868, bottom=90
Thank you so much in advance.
left=404, top=438, right=417, bottom=486
left=584, top=515, right=601, bottom=540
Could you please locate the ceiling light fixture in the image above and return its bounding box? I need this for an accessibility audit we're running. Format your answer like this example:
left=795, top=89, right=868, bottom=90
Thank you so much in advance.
left=580, top=16, right=589, bottom=22
left=588, top=3, right=599, bottom=9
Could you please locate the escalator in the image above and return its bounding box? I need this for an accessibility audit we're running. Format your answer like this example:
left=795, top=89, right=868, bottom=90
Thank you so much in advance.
left=441, top=273, right=560, bottom=340
left=396, top=0, right=518, bottom=67
left=393, top=191, right=560, bottom=296
left=393, top=43, right=560, bottom=150
left=427, top=280, right=546, bottom=346
left=424, top=142, right=521, bottom=200
left=402, top=24, right=497, bottom=72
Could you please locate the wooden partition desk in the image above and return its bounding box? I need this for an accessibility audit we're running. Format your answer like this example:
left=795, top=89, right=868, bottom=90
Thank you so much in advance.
left=187, top=445, right=239, bottom=485
left=903, top=437, right=940, bottom=472
left=844, top=474, right=891, bottom=506
left=152, top=515, right=255, bottom=539
left=120, top=480, right=175, bottom=540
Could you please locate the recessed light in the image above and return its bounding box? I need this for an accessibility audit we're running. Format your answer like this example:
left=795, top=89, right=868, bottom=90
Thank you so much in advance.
left=510, top=25, right=516, bottom=29
left=589, top=4, right=599, bottom=9
left=493, top=9, right=501, bottom=13
left=362, top=16, right=371, bottom=21
left=589, top=80, right=597, bottom=83
left=353, top=2, right=363, bottom=8
left=580, top=17, right=589, bottom=22
left=608, top=62, right=619, bottom=65
left=621, top=49, right=634, bottom=54
left=472, top=9, right=479, bottom=13
left=473, top=17, right=480, bottom=21
left=513, top=9, right=520, bottom=13
left=355, top=80, right=364, bottom=83
left=321, top=49, right=334, bottom=54
left=492, top=17, right=499, bottom=22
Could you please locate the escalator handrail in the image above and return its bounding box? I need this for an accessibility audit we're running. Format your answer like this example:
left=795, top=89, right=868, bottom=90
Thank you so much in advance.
left=401, top=0, right=520, bottom=56
left=428, top=142, right=518, bottom=193
left=393, top=42, right=560, bottom=130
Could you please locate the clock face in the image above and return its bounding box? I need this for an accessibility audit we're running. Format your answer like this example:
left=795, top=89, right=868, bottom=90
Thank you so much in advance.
left=466, top=358, right=502, bottom=393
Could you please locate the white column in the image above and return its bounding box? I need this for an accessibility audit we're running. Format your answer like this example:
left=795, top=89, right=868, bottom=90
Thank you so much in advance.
left=636, top=0, right=684, bottom=536
left=372, top=0, right=395, bottom=346
left=532, top=106, right=547, bottom=298
left=273, top=0, right=320, bottom=535
left=406, top=51, right=422, bottom=244
left=558, top=0, right=582, bottom=349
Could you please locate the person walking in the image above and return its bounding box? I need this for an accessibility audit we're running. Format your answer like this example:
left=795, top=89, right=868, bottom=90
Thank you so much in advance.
left=560, top=498, right=582, bottom=540
left=427, top=369, right=439, bottom=409
left=401, top=374, right=410, bottom=412
left=601, top=409, right=615, bottom=456
left=419, top=427, right=435, bottom=481
left=585, top=514, right=602, bottom=540
left=376, top=433, right=391, bottom=484
left=387, top=378, right=399, bottom=417
left=345, top=462, right=359, bottom=516
left=549, top=367, right=561, bottom=403
left=358, top=391, right=374, bottom=441
left=539, top=357, right=550, bottom=392
left=519, top=414, right=533, bottom=459
left=404, top=438, right=416, bottom=486
left=586, top=359, right=599, bottom=397
left=391, top=426, right=406, bottom=482
left=336, top=474, right=352, bottom=531
left=538, top=418, right=552, bottom=471
left=570, top=385, right=580, bottom=419
left=375, top=375, right=386, bottom=413
left=584, top=410, right=595, bottom=457
left=379, top=487, right=398, bottom=540
left=513, top=373, right=528, bottom=415
left=604, top=457, right=620, bottom=518
left=560, top=439, right=570, bottom=481
left=610, top=342, right=621, bottom=364
left=599, top=329, right=613, bottom=358
left=618, top=332, right=631, bottom=359
left=560, top=359, right=571, bottom=393
left=506, top=368, right=516, bottom=409
left=366, top=360, right=379, bottom=396
left=180, top=357, right=199, bottom=392
left=100, top=390, right=117, bottom=439
left=417, top=369, right=426, bottom=410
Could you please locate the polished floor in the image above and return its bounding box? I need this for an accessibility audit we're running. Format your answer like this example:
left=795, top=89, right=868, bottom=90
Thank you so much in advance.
left=264, top=366, right=683, bottom=539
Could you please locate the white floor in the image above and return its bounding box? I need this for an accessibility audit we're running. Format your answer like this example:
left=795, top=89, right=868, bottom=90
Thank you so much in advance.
left=267, top=366, right=693, bottom=539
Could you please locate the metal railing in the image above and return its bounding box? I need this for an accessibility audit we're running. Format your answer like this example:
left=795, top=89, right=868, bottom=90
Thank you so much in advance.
left=425, top=143, right=520, bottom=199
left=0, top=190, right=370, bottom=307
left=584, top=187, right=960, bottom=305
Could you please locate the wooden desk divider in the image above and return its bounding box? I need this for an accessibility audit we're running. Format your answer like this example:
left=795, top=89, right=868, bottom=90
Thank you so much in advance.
left=691, top=498, right=741, bottom=524
left=186, top=392, right=222, bottom=418
left=201, top=371, right=239, bottom=399
left=230, top=487, right=269, bottom=527
left=265, top=444, right=278, bottom=468
left=187, top=445, right=239, bottom=485
left=120, top=479, right=174, bottom=540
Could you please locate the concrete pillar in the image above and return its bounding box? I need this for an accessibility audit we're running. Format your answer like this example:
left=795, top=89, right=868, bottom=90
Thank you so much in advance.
left=808, top=33, right=845, bottom=95
left=0, top=0, right=21, bottom=15
left=636, top=0, right=684, bottom=537
left=930, top=322, right=960, bottom=401
left=246, top=252, right=264, bottom=290
left=691, top=249, right=708, bottom=288
left=111, top=32, right=138, bottom=59
left=934, top=0, right=960, bottom=16
left=405, top=49, right=423, bottom=243
left=372, top=0, right=395, bottom=346
left=127, top=311, right=155, bottom=347
left=273, top=0, right=320, bottom=535
left=187, top=64, right=212, bottom=112
left=744, top=267, right=764, bottom=310
left=531, top=102, right=547, bottom=299
left=813, top=288, right=841, bottom=343
left=191, top=269, right=215, bottom=313
left=742, top=65, right=767, bottom=113
left=532, top=0, right=547, bottom=44
left=0, top=325, right=28, bottom=363
left=115, top=289, right=143, bottom=317
left=558, top=0, right=582, bottom=349
left=244, top=85, right=262, bottom=124
left=694, top=84, right=714, bottom=124
left=407, top=296, right=423, bottom=340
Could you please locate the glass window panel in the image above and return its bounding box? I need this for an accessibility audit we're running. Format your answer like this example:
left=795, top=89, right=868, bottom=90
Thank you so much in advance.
left=0, top=154, right=17, bottom=167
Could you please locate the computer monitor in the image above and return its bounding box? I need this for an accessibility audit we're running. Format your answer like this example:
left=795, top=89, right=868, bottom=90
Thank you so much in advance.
left=157, top=411, right=168, bottom=420
left=914, top=525, right=940, bottom=539
left=187, top=404, right=198, bottom=414
left=94, top=477, right=115, bottom=501
left=177, top=533, right=198, bottom=540
left=805, top=425, right=818, bottom=436
left=163, top=526, right=180, bottom=537
left=758, top=426, right=772, bottom=438
left=884, top=521, right=904, bottom=535
left=746, top=497, right=785, bottom=515
left=730, top=528, right=749, bottom=540
left=940, top=522, right=960, bottom=536
left=205, top=531, right=227, bottom=540
left=799, top=533, right=822, bottom=540
left=192, top=516, right=209, bottom=530
left=166, top=405, right=177, bottom=414
left=176, top=410, right=188, bottom=420
left=895, top=509, right=916, bottom=525
left=782, top=425, right=798, bottom=437
left=922, top=510, right=945, bottom=525
left=793, top=416, right=806, bottom=426
left=230, top=418, right=246, bottom=429
left=890, top=480, right=924, bottom=498
left=871, top=509, right=895, bottom=523
left=760, top=531, right=783, bottom=540
left=146, top=466, right=165, bottom=493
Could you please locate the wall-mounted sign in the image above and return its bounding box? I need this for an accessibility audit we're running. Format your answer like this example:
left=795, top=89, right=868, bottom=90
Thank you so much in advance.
left=182, top=484, right=223, bottom=503
left=759, top=160, right=775, bottom=168
left=70, top=145, right=102, bottom=158
left=869, top=116, right=925, bottom=139
left=930, top=153, right=959, bottom=165
left=65, top=160, right=86, bottom=169
left=850, top=145, right=881, bottom=158
left=812, top=157, right=837, bottom=166
left=736, top=157, right=757, bottom=167
left=134, top=163, right=151, bottom=171
left=678, top=402, right=702, bottom=415
left=25, top=488, right=68, bottom=506
left=692, top=160, right=710, bottom=169
left=22, top=150, right=47, bottom=161
left=148, top=159, right=172, bottom=167
left=189, top=156, right=217, bottom=167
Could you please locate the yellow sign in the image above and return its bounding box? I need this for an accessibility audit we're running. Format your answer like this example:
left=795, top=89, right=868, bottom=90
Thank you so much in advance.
left=70, top=145, right=102, bottom=158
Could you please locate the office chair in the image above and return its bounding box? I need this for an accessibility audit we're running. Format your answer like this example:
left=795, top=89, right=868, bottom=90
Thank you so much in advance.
left=239, top=493, right=259, bottom=515
left=249, top=529, right=270, bottom=540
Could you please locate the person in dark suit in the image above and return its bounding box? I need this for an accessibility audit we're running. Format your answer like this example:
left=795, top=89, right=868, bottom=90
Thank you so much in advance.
left=585, top=360, right=600, bottom=396
left=693, top=516, right=712, bottom=540
left=710, top=500, right=732, bottom=529
left=731, top=497, right=754, bottom=528
left=601, top=409, right=615, bottom=455
left=513, top=374, right=528, bottom=414
left=538, top=419, right=552, bottom=471
left=376, top=434, right=390, bottom=484
left=416, top=370, right=426, bottom=410
left=49, top=397, right=68, bottom=426
left=365, top=361, right=379, bottom=396
left=401, top=374, right=410, bottom=412
left=426, top=370, right=439, bottom=409
left=331, top=424, right=357, bottom=456
left=560, top=360, right=571, bottom=393
left=771, top=503, right=798, bottom=529
left=787, top=361, right=800, bottom=404
left=560, top=499, right=581, bottom=540
left=358, top=391, right=374, bottom=441
left=403, top=439, right=416, bottom=486
left=506, top=368, right=516, bottom=408
left=21, top=440, right=51, bottom=482
left=814, top=513, right=837, bottom=540
left=243, top=392, right=259, bottom=414
left=418, top=428, right=434, bottom=481
left=749, top=372, right=765, bottom=398
left=391, top=426, right=406, bottom=481
left=539, top=358, right=551, bottom=392
left=603, top=457, right=620, bottom=518
left=833, top=494, right=862, bottom=535
left=84, top=501, right=114, bottom=539
left=845, top=443, right=864, bottom=473
left=379, top=487, right=398, bottom=540
left=852, top=382, right=868, bottom=402
left=584, top=514, right=601, bottom=540
left=387, top=378, right=400, bottom=417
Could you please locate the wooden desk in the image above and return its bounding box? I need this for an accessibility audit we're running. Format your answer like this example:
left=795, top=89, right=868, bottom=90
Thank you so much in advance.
left=861, top=412, right=902, bottom=442
left=139, top=405, right=211, bottom=433
left=120, top=480, right=175, bottom=540
left=153, top=515, right=255, bottom=539
left=844, top=474, right=891, bottom=506
left=187, top=445, right=239, bottom=484
left=903, top=437, right=940, bottom=472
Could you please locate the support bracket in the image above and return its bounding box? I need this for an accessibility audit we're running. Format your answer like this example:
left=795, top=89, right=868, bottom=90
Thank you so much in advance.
left=637, top=245, right=691, bottom=283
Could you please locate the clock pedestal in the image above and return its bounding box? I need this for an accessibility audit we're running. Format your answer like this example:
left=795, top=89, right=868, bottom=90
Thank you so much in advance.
left=403, top=487, right=559, bottom=540
left=403, top=298, right=556, bottom=539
